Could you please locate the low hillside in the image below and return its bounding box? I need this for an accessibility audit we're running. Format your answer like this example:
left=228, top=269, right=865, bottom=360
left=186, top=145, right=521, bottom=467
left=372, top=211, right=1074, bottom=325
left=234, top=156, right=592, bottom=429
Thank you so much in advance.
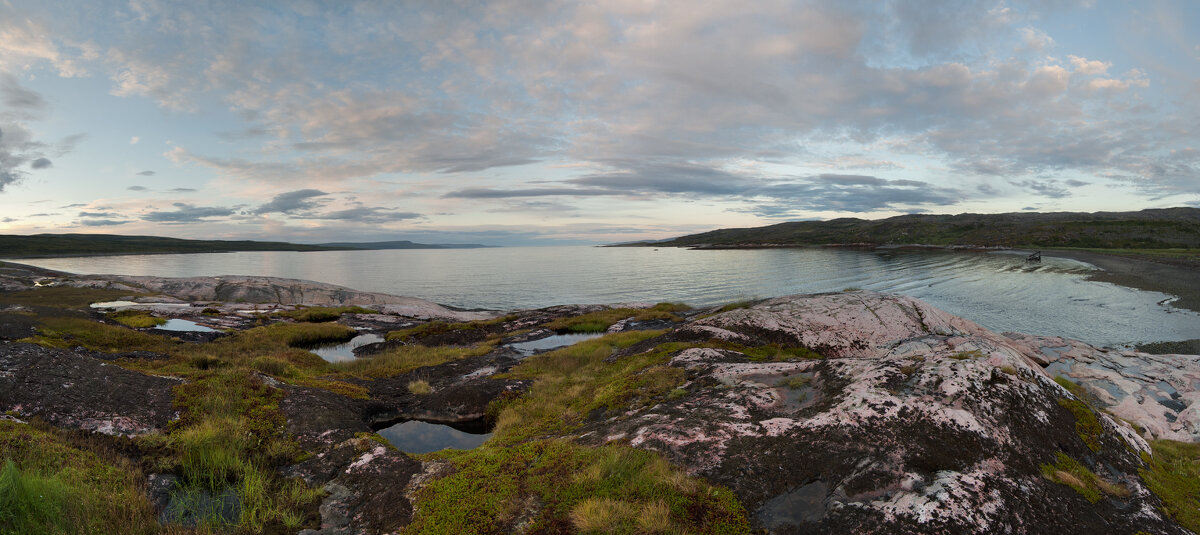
left=0, top=234, right=348, bottom=258
left=653, top=208, right=1200, bottom=249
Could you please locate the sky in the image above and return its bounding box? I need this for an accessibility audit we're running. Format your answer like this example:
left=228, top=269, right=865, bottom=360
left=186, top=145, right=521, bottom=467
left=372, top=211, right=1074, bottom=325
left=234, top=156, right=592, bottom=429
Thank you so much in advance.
left=0, top=0, right=1198, bottom=246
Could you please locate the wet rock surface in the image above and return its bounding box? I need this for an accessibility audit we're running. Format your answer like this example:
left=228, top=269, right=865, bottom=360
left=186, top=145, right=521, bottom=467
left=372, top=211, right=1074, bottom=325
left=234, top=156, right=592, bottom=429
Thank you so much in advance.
left=0, top=310, right=37, bottom=340
left=91, top=274, right=499, bottom=321
left=1010, top=332, right=1200, bottom=442
left=296, top=446, right=423, bottom=535
left=0, top=342, right=179, bottom=435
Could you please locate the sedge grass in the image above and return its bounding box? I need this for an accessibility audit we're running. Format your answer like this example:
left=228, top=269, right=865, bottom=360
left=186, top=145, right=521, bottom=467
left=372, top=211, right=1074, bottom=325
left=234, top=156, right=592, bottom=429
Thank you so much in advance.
left=0, top=420, right=158, bottom=534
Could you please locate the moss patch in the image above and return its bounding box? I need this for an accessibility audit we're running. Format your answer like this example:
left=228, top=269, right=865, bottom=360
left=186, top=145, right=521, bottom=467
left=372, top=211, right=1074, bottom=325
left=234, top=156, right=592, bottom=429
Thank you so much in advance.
left=543, top=303, right=690, bottom=333
left=1057, top=397, right=1104, bottom=453
left=1139, top=439, right=1200, bottom=532
left=1055, top=376, right=1103, bottom=406
left=108, top=309, right=167, bottom=328
left=403, top=440, right=748, bottom=535
left=1040, top=451, right=1127, bottom=503
left=402, top=331, right=751, bottom=533
left=274, top=305, right=374, bottom=322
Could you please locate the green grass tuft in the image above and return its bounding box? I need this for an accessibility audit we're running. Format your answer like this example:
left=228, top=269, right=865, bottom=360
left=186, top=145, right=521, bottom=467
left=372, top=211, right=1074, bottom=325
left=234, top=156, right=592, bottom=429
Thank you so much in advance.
left=1040, top=451, right=1127, bottom=503
left=385, top=315, right=515, bottom=342
left=0, top=420, right=159, bottom=534
left=949, top=349, right=985, bottom=360
left=275, top=305, right=374, bottom=322
left=1057, top=397, right=1104, bottom=453
left=778, top=376, right=811, bottom=390
left=1140, top=440, right=1200, bottom=532
left=108, top=309, right=167, bottom=328
left=544, top=303, right=689, bottom=334
left=403, top=440, right=748, bottom=534
left=0, top=286, right=145, bottom=310
left=331, top=342, right=496, bottom=378
left=408, top=380, right=433, bottom=395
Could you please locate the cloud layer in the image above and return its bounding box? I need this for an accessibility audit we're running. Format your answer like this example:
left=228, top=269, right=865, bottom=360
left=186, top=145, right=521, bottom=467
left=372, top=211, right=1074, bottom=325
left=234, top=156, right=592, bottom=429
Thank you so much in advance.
left=0, top=0, right=1197, bottom=243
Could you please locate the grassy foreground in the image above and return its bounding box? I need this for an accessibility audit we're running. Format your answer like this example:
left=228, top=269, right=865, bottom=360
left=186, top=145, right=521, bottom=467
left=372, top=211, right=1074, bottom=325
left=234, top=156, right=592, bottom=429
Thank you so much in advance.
left=7, top=284, right=1200, bottom=533
left=404, top=332, right=751, bottom=534
left=0, top=419, right=159, bottom=534
left=1, top=287, right=752, bottom=533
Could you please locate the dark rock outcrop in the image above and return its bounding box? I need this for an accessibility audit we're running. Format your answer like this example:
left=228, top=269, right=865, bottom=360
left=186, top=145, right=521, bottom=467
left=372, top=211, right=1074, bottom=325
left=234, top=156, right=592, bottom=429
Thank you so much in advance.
left=575, top=292, right=1185, bottom=534
left=0, top=342, right=179, bottom=435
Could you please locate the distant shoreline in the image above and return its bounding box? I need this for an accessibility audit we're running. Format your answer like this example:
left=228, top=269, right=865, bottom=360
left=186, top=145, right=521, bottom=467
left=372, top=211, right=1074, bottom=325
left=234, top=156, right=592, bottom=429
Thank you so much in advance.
left=1038, top=248, right=1200, bottom=314
left=0, top=234, right=494, bottom=259
left=649, top=243, right=1200, bottom=315
left=3, top=250, right=283, bottom=260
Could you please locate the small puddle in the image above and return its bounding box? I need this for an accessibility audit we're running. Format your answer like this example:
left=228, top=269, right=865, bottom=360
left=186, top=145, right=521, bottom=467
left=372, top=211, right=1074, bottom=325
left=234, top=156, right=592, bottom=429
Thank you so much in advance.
left=755, top=480, right=828, bottom=528
left=507, top=333, right=603, bottom=356
left=161, top=485, right=240, bottom=528
left=154, top=319, right=219, bottom=333
left=90, top=300, right=141, bottom=309
left=377, top=420, right=492, bottom=454
left=308, top=333, right=385, bottom=362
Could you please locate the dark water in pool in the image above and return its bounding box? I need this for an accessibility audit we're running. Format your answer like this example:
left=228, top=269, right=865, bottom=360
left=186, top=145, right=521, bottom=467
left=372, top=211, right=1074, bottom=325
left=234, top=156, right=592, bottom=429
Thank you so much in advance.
left=308, top=333, right=385, bottom=362
left=507, top=333, right=604, bottom=356
left=154, top=319, right=218, bottom=333
left=378, top=420, right=492, bottom=454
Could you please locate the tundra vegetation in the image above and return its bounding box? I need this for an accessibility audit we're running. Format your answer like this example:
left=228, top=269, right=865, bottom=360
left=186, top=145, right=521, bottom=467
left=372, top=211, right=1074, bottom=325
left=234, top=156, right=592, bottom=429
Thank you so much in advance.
left=652, top=207, right=1200, bottom=253
left=0, top=286, right=749, bottom=533
left=3, top=282, right=1200, bottom=533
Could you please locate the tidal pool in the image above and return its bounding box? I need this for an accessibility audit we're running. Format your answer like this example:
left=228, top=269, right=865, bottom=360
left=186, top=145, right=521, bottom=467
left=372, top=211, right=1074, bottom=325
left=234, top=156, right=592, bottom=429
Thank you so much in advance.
left=377, top=420, right=492, bottom=454
left=153, top=319, right=218, bottom=332
left=308, top=333, right=384, bottom=362
left=507, top=333, right=604, bottom=356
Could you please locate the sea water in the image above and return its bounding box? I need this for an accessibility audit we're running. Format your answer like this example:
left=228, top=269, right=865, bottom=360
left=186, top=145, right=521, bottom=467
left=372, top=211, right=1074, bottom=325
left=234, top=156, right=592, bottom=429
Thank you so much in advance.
left=19, top=246, right=1200, bottom=346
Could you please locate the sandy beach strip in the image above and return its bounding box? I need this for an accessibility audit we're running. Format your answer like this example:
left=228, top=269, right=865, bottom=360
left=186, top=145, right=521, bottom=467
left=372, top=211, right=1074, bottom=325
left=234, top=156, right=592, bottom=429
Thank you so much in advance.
left=1042, top=249, right=1200, bottom=314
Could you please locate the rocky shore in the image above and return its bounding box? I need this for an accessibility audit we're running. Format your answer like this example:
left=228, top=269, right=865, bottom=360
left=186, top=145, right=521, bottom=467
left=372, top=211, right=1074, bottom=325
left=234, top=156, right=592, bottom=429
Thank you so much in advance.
left=2, top=262, right=1200, bottom=533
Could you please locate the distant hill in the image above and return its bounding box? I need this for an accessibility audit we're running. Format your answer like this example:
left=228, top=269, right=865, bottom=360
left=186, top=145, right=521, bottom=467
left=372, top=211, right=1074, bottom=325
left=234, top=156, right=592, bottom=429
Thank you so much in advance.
left=315, top=240, right=494, bottom=250
left=644, top=208, right=1200, bottom=249
left=0, top=234, right=351, bottom=258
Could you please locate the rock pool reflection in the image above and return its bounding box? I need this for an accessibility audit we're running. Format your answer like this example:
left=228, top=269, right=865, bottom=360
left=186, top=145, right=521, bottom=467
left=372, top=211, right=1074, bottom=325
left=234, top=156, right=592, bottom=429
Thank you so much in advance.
left=378, top=420, right=491, bottom=454
left=507, top=333, right=603, bottom=356
left=308, top=333, right=384, bottom=362
left=153, top=319, right=218, bottom=332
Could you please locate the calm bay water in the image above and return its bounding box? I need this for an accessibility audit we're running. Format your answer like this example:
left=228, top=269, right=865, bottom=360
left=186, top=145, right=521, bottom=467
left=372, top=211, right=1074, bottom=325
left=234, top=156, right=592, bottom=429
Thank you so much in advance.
left=19, top=246, right=1200, bottom=346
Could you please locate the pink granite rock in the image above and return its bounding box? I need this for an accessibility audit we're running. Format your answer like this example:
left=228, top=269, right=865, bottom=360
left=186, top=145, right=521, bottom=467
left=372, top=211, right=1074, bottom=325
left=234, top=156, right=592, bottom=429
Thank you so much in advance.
left=1006, top=332, right=1200, bottom=442
left=579, top=291, right=1186, bottom=534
